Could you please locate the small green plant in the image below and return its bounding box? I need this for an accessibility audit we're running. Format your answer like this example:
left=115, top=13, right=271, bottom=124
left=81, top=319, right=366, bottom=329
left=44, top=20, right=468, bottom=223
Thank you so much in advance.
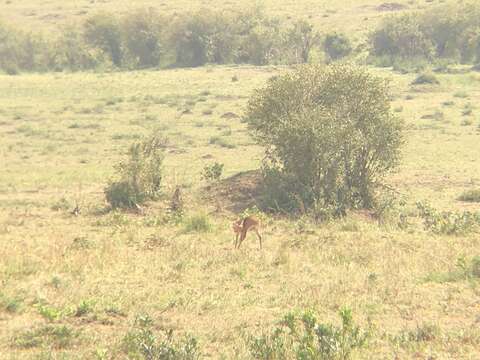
left=425, top=255, right=480, bottom=283
left=50, top=197, right=71, bottom=211
left=182, top=213, right=212, bottom=233
left=201, top=162, right=224, bottom=183
left=0, top=292, right=23, bottom=313
left=458, top=189, right=480, bottom=202
left=208, top=135, right=235, bottom=149
left=105, top=131, right=165, bottom=209
left=416, top=202, right=480, bottom=235
left=454, top=91, right=469, bottom=99
left=241, top=205, right=267, bottom=224
left=13, top=325, right=78, bottom=349
left=75, top=300, right=94, bottom=317
left=393, top=323, right=440, bottom=346
left=373, top=193, right=411, bottom=230
left=248, top=308, right=368, bottom=360
left=121, top=314, right=199, bottom=359
left=442, top=100, right=455, bottom=107
left=456, top=255, right=480, bottom=279
left=37, top=304, right=63, bottom=322
left=411, top=72, right=439, bottom=85
left=462, top=103, right=474, bottom=116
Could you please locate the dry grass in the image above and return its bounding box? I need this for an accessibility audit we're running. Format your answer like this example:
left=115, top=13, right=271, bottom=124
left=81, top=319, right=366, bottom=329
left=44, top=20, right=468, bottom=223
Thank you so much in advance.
left=1, top=0, right=480, bottom=358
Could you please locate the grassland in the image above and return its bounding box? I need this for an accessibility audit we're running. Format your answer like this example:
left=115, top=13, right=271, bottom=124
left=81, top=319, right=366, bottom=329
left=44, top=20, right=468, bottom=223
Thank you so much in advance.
left=3, top=0, right=435, bottom=36
left=2, top=0, right=480, bottom=359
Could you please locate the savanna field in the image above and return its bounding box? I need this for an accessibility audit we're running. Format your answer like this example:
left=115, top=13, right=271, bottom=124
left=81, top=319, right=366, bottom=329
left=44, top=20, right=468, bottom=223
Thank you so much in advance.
left=1, top=0, right=480, bottom=359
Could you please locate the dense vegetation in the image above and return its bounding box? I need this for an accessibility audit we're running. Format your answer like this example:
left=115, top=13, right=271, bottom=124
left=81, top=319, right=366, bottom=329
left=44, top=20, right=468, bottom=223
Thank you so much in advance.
left=0, top=7, right=335, bottom=73
left=370, top=2, right=480, bottom=69
left=246, top=64, right=404, bottom=216
left=3, top=2, right=480, bottom=75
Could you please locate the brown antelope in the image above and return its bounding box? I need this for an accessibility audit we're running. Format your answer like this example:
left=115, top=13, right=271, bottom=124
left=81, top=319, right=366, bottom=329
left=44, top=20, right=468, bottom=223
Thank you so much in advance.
left=232, top=216, right=262, bottom=249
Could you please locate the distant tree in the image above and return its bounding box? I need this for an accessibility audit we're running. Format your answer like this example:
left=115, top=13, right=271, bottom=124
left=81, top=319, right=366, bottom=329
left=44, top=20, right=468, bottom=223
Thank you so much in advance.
left=122, top=8, right=164, bottom=68
left=286, top=20, right=320, bottom=63
left=169, top=10, right=237, bottom=67
left=83, top=13, right=123, bottom=67
left=370, top=14, right=435, bottom=61
left=323, top=32, right=352, bottom=61
left=53, top=25, right=98, bottom=71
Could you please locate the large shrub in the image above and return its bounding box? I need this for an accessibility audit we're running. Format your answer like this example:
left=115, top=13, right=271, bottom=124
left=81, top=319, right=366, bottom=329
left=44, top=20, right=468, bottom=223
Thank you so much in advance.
left=52, top=25, right=99, bottom=71
left=239, top=24, right=282, bottom=65
left=83, top=13, right=123, bottom=67
left=245, top=65, right=404, bottom=214
left=169, top=10, right=237, bottom=67
left=105, top=133, right=165, bottom=209
left=370, top=3, right=480, bottom=65
left=122, top=9, right=164, bottom=68
left=323, top=32, right=352, bottom=62
left=370, top=14, right=434, bottom=61
left=0, top=21, right=52, bottom=73
left=284, top=20, right=320, bottom=64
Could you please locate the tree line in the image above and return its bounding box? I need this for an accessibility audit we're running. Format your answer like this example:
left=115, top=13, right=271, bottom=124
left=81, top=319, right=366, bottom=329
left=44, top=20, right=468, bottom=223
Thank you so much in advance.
left=0, top=7, right=353, bottom=74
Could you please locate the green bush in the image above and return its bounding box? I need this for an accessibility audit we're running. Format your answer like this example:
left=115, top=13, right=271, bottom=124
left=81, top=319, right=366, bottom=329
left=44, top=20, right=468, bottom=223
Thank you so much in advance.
left=208, top=135, right=235, bottom=149
left=13, top=325, right=78, bottom=349
left=235, top=12, right=284, bottom=65
left=182, top=213, right=212, bottom=233
left=201, top=162, right=224, bottom=183
left=370, top=3, right=480, bottom=65
left=411, top=72, right=440, bottom=85
left=245, top=64, right=404, bottom=215
left=0, top=21, right=52, bottom=73
left=285, top=20, right=321, bottom=63
left=169, top=10, right=237, bottom=67
left=122, top=8, right=165, bottom=68
left=323, top=32, right=352, bottom=62
left=83, top=12, right=123, bottom=67
left=248, top=308, right=368, bottom=360
left=122, top=314, right=199, bottom=360
left=416, top=202, right=480, bottom=235
left=370, top=14, right=434, bottom=62
left=52, top=25, right=99, bottom=71
left=426, top=255, right=480, bottom=283
left=458, top=189, right=480, bottom=202
left=105, top=132, right=165, bottom=209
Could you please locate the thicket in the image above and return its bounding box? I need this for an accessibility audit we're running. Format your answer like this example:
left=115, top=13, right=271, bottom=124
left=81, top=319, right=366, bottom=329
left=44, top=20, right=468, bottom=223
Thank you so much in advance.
left=245, top=64, right=404, bottom=216
left=0, top=7, right=334, bottom=73
left=370, top=2, right=480, bottom=67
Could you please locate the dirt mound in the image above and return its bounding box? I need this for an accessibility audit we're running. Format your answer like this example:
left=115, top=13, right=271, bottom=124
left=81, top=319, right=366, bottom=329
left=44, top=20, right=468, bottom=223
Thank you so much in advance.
left=376, top=2, right=407, bottom=11
left=202, top=170, right=263, bottom=214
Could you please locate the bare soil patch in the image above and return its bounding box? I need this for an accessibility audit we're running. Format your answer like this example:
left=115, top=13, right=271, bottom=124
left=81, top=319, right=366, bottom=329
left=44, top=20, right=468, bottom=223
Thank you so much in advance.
left=202, top=170, right=262, bottom=214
